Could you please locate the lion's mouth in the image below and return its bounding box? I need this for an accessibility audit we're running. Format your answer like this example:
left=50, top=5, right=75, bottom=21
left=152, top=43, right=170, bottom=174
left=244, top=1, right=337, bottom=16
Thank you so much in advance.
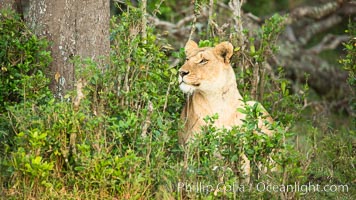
left=180, top=81, right=200, bottom=87
left=179, top=75, right=200, bottom=92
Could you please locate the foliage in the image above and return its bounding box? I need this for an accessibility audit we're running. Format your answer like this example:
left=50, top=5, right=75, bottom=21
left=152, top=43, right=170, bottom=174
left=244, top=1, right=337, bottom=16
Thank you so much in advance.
left=0, top=9, right=52, bottom=112
left=340, top=20, right=356, bottom=123
left=147, top=0, right=174, bottom=19
left=340, top=20, right=356, bottom=86
left=1, top=7, right=182, bottom=199
left=174, top=11, right=311, bottom=199
left=182, top=103, right=291, bottom=199
left=0, top=3, right=355, bottom=200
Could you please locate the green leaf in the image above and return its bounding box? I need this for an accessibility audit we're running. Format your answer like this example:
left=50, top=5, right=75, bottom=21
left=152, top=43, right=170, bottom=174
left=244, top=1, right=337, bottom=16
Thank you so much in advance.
left=33, top=156, right=42, bottom=165
left=237, top=108, right=247, bottom=114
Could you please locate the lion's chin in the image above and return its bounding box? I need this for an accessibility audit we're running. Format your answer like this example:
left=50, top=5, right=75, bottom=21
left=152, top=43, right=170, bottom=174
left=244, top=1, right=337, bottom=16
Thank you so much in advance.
left=179, top=83, right=196, bottom=94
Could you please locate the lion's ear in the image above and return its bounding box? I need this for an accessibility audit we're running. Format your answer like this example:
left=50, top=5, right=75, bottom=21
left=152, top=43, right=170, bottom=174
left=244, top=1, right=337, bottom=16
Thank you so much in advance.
left=214, top=41, right=233, bottom=64
left=185, top=40, right=198, bottom=56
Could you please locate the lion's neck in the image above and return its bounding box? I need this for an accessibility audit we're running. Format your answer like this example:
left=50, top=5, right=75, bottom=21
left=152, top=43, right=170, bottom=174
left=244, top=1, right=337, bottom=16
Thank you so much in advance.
left=189, top=82, right=243, bottom=122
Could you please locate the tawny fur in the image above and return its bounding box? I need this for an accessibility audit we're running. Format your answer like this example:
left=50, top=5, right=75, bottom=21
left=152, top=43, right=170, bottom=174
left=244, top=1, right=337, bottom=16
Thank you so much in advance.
left=178, top=40, right=273, bottom=145
left=178, top=40, right=274, bottom=178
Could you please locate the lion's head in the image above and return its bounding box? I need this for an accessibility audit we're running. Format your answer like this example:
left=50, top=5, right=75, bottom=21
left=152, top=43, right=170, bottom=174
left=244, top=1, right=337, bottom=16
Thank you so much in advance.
left=178, top=40, right=235, bottom=95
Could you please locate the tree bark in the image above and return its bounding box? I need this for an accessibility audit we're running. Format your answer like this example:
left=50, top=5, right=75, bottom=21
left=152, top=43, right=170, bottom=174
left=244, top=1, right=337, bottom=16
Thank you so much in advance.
left=0, top=0, right=23, bottom=14
left=25, top=0, right=110, bottom=99
left=0, top=0, right=15, bottom=8
left=274, top=40, right=350, bottom=99
left=0, top=0, right=11, bottom=8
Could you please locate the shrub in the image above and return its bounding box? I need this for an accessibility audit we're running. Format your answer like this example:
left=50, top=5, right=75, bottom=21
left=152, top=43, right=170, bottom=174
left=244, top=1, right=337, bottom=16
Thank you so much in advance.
left=1, top=7, right=183, bottom=199
left=0, top=9, right=52, bottom=112
left=1, top=4, right=354, bottom=200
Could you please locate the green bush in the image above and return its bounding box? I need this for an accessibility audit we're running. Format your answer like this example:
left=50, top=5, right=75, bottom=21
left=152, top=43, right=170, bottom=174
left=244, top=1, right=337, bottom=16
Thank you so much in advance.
left=0, top=9, right=52, bottom=112
left=0, top=5, right=354, bottom=200
left=1, top=7, right=300, bottom=199
left=1, top=7, right=183, bottom=199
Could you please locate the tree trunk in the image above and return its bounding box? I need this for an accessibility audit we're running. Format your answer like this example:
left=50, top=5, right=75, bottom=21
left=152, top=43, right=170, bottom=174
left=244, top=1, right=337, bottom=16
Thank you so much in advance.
left=24, top=0, right=110, bottom=99
left=0, top=0, right=23, bottom=14
left=0, top=0, right=13, bottom=8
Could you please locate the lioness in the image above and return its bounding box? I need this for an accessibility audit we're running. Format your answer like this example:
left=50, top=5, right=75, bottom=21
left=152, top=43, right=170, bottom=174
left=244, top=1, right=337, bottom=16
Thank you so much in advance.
left=178, top=40, right=273, bottom=175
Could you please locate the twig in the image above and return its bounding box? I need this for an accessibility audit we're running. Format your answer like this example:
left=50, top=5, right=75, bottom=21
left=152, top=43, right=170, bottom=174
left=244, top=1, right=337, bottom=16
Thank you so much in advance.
left=229, top=0, right=247, bottom=86
left=189, top=0, right=199, bottom=40
left=163, top=73, right=174, bottom=113
left=112, top=0, right=126, bottom=4
left=141, top=0, right=147, bottom=43
left=141, top=100, right=153, bottom=138
left=142, top=100, right=153, bottom=168
left=229, top=0, right=245, bottom=46
left=258, top=62, right=267, bottom=101
left=152, top=0, right=165, bottom=17
left=207, top=0, right=214, bottom=37
left=123, top=58, right=131, bottom=105
left=210, top=20, right=229, bottom=37
left=251, top=62, right=260, bottom=100
left=73, top=78, right=87, bottom=111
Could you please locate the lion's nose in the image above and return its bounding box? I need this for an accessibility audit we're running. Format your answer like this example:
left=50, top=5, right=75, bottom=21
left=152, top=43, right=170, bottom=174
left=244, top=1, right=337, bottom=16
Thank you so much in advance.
left=179, top=70, right=189, bottom=77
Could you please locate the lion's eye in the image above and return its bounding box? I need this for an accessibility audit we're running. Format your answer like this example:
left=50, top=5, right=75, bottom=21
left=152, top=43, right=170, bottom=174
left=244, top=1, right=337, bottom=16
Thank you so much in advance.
left=199, top=58, right=208, bottom=64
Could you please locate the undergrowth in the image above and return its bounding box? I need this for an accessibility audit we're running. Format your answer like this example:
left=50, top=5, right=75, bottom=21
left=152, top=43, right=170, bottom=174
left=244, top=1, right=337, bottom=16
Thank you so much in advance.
left=0, top=6, right=354, bottom=200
